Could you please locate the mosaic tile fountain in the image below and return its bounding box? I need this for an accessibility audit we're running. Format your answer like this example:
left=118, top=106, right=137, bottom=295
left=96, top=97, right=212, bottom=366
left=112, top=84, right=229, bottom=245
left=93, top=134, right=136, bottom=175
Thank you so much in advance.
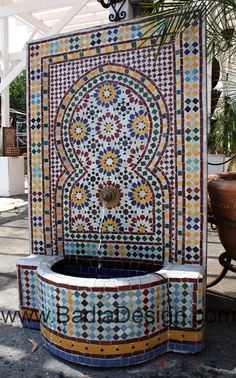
left=17, top=14, right=207, bottom=367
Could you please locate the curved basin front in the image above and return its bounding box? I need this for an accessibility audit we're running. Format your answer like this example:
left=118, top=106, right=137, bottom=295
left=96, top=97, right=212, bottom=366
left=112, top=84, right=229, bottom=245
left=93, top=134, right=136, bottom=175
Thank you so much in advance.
left=37, top=257, right=170, bottom=367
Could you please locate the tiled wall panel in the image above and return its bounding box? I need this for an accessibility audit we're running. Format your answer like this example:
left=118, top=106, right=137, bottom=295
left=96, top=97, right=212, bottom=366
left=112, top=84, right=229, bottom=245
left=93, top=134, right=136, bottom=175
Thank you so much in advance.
left=28, top=16, right=207, bottom=265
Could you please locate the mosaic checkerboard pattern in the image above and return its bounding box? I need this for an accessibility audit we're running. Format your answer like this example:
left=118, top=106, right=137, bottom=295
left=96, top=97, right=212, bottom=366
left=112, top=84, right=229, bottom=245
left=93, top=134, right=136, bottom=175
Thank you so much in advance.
left=38, top=277, right=203, bottom=341
left=38, top=277, right=167, bottom=340
left=17, top=262, right=40, bottom=329
left=28, top=16, right=206, bottom=265
left=36, top=261, right=204, bottom=366
left=17, top=265, right=38, bottom=309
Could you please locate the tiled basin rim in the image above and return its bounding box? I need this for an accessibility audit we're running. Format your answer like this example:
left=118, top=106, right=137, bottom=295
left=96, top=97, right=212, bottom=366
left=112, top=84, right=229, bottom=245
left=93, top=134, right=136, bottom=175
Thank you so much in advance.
left=51, top=257, right=163, bottom=278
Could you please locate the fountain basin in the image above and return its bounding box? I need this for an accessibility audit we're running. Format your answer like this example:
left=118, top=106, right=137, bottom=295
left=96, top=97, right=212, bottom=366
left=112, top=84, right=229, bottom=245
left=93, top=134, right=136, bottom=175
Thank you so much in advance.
left=38, top=256, right=166, bottom=366
left=14, top=256, right=202, bottom=367
left=51, top=257, right=162, bottom=279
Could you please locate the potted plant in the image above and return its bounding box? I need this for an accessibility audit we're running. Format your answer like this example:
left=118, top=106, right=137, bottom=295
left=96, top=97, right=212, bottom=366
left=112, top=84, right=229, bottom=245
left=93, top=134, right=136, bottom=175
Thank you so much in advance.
left=208, top=97, right=236, bottom=160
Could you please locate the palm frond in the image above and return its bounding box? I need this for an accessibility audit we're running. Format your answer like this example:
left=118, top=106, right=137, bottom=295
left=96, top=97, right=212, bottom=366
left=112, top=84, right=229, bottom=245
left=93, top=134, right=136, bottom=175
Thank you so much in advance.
left=141, top=0, right=236, bottom=60
left=208, top=98, right=236, bottom=154
left=139, top=0, right=236, bottom=153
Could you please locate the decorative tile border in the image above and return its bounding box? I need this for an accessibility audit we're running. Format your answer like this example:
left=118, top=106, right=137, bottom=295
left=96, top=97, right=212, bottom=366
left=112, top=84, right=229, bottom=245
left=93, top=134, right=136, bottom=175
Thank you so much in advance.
left=41, top=337, right=202, bottom=367
left=41, top=323, right=203, bottom=366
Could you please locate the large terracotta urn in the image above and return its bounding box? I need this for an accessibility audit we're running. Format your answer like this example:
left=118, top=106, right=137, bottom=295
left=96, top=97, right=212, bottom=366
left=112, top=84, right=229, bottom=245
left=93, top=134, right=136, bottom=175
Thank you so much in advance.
left=208, top=171, right=236, bottom=261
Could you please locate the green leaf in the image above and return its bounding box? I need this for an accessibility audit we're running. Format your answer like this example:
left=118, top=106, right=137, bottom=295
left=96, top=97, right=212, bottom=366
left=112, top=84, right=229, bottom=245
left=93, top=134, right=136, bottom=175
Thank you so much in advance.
left=9, top=70, right=26, bottom=112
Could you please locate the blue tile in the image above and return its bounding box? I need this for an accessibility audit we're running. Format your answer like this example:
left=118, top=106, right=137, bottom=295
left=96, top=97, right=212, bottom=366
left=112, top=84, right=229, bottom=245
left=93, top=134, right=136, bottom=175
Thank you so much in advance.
left=22, top=320, right=40, bottom=330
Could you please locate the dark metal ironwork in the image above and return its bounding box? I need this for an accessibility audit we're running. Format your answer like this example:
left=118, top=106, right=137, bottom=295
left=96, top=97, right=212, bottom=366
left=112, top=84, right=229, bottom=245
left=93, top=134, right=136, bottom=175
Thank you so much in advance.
left=208, top=215, right=236, bottom=230
left=208, top=151, right=236, bottom=166
left=207, top=251, right=236, bottom=288
left=97, top=0, right=127, bottom=22
left=207, top=214, right=236, bottom=288
left=97, top=0, right=125, bottom=8
left=207, top=252, right=231, bottom=288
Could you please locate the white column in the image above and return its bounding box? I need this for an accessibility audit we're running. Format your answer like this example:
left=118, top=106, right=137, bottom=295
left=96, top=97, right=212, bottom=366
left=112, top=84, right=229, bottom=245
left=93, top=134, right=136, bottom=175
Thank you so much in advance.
left=0, top=17, right=24, bottom=197
left=0, top=17, right=10, bottom=154
left=207, top=62, right=212, bottom=134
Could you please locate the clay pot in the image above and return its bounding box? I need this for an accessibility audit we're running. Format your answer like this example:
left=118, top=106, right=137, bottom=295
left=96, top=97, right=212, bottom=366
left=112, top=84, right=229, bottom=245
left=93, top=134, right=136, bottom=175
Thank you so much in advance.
left=208, top=171, right=236, bottom=260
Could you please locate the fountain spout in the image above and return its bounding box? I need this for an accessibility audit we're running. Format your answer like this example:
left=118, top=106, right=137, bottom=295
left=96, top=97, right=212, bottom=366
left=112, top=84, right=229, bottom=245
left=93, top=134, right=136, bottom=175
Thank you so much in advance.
left=100, top=187, right=120, bottom=208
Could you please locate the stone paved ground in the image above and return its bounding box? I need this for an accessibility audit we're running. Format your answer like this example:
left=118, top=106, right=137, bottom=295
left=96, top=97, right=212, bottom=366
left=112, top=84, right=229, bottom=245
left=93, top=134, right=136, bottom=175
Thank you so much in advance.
left=0, top=197, right=235, bottom=377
